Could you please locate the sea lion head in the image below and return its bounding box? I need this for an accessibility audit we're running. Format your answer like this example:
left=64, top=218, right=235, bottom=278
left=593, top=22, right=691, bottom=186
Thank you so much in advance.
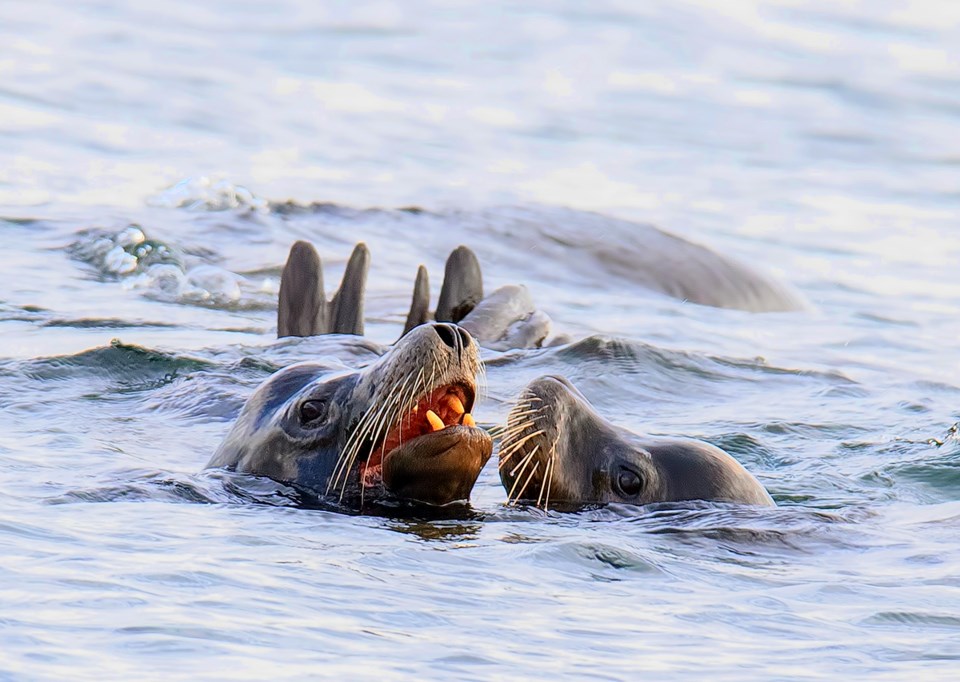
left=498, top=375, right=774, bottom=509
left=209, top=323, right=492, bottom=507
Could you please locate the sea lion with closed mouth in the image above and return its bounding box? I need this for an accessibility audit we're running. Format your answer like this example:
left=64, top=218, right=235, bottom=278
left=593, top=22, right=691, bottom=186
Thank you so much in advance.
left=207, top=322, right=492, bottom=507
left=498, top=375, right=774, bottom=509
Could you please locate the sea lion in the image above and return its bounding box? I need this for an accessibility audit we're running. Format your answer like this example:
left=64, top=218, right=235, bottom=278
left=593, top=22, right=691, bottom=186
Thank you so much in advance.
left=278, top=240, right=554, bottom=349
left=207, top=322, right=492, bottom=507
left=457, top=284, right=552, bottom=351
left=278, top=241, right=370, bottom=337
left=498, top=375, right=774, bottom=509
left=272, top=205, right=806, bottom=313
left=405, top=245, right=553, bottom=349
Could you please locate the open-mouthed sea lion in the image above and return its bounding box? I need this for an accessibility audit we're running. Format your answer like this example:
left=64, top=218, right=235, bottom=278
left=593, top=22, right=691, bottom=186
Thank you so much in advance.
left=498, top=375, right=774, bottom=509
left=207, top=322, right=492, bottom=507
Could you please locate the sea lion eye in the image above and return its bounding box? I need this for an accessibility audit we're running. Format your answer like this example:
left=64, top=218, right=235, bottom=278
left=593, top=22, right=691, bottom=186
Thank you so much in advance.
left=299, top=399, right=328, bottom=424
left=616, top=468, right=643, bottom=497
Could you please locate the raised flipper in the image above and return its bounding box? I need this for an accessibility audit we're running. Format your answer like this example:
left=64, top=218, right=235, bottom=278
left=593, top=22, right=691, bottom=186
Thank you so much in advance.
left=436, top=245, right=483, bottom=323
left=330, top=243, right=370, bottom=335
left=401, top=247, right=553, bottom=349
left=403, top=265, right=431, bottom=336
left=277, top=241, right=368, bottom=338
left=401, top=245, right=481, bottom=336
left=459, top=284, right=552, bottom=350
left=278, top=241, right=327, bottom=337
left=500, top=309, right=552, bottom=349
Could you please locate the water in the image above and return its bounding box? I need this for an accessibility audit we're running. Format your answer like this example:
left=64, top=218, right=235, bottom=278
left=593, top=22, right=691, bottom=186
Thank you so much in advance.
left=2, top=0, right=960, bottom=678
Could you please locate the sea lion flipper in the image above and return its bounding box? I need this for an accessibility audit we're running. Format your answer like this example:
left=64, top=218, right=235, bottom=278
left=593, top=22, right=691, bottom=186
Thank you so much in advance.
left=459, top=284, right=546, bottom=350
left=331, top=242, right=370, bottom=335
left=278, top=240, right=328, bottom=337
left=402, top=264, right=431, bottom=336
left=436, top=245, right=483, bottom=323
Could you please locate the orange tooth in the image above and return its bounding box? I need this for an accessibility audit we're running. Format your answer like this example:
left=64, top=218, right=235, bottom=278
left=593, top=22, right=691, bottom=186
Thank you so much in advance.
left=446, top=395, right=465, bottom=415
left=426, top=410, right=444, bottom=432
left=462, top=413, right=476, bottom=427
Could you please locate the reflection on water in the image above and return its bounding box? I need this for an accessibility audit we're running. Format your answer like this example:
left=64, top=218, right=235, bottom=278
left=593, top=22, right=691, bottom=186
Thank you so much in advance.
left=3, top=0, right=960, bottom=679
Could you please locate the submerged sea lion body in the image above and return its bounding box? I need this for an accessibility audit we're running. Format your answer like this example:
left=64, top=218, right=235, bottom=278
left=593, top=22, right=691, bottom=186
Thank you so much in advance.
left=499, top=376, right=774, bottom=509
left=208, top=323, right=492, bottom=506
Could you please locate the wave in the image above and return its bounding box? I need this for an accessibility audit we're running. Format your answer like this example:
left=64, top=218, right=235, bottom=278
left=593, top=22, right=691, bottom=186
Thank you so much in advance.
left=1, top=339, right=212, bottom=389
left=68, top=224, right=277, bottom=311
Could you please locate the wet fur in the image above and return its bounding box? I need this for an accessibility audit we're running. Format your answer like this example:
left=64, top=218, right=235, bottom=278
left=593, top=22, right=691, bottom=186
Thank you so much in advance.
left=499, top=376, right=774, bottom=509
left=208, top=324, right=482, bottom=502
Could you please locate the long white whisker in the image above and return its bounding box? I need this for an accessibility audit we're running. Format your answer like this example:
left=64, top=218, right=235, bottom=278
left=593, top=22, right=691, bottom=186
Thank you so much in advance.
left=506, top=446, right=538, bottom=505
left=543, top=444, right=555, bottom=512
left=502, top=418, right=541, bottom=435
left=538, top=447, right=557, bottom=512
left=505, top=408, right=544, bottom=422
left=331, top=370, right=414, bottom=496
left=498, top=420, right=537, bottom=440
left=508, top=442, right=540, bottom=478
left=499, top=429, right=544, bottom=461
left=355, top=370, right=422, bottom=499
left=536, top=453, right=549, bottom=509
left=512, top=460, right=540, bottom=506
left=542, top=409, right=562, bottom=511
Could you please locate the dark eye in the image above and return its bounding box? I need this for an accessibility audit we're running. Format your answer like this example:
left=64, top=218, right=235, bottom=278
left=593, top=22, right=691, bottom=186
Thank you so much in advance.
left=299, top=399, right=328, bottom=424
left=616, top=468, right=643, bottom=497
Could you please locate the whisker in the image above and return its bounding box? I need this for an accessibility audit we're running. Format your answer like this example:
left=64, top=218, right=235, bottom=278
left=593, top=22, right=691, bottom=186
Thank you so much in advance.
left=475, top=355, right=487, bottom=405
left=497, top=441, right=536, bottom=470
left=499, top=429, right=544, bottom=462
left=497, top=420, right=536, bottom=441
left=506, top=446, right=538, bottom=505
left=324, top=327, right=485, bottom=504
left=536, top=453, right=549, bottom=509
left=511, top=460, right=540, bottom=506
left=508, top=442, right=540, bottom=478
left=497, top=436, right=540, bottom=469
left=504, top=408, right=543, bottom=422
left=338, top=387, right=391, bottom=463
left=543, top=442, right=556, bottom=512
left=359, top=370, right=423, bottom=505
left=368, top=370, right=421, bottom=457
left=331, top=369, right=415, bottom=496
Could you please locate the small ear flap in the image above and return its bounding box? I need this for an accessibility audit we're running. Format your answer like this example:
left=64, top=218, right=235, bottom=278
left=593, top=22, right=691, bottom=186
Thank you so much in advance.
left=330, top=242, right=370, bottom=335
left=278, top=241, right=328, bottom=337
left=436, top=245, right=483, bottom=323
left=402, top=265, right=431, bottom=336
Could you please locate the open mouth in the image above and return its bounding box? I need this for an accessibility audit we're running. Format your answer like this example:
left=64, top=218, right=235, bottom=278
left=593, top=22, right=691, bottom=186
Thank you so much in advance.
left=359, top=382, right=478, bottom=487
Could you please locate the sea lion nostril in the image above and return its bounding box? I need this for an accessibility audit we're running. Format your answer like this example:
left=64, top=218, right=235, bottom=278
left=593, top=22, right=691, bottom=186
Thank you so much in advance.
left=457, top=326, right=472, bottom=348
left=434, top=323, right=458, bottom=349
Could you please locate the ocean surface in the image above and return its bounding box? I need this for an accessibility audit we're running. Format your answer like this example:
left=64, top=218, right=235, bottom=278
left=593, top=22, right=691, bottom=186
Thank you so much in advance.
left=2, top=1, right=960, bottom=679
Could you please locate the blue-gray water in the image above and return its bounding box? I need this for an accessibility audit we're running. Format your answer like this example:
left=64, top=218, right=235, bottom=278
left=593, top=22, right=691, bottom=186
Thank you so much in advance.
left=2, top=1, right=960, bottom=679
